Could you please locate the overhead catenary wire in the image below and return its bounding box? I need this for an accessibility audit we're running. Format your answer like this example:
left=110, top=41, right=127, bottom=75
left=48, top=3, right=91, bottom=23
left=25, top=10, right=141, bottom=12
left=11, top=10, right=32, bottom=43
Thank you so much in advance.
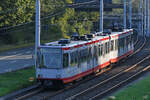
left=0, top=0, right=66, bottom=31
left=69, top=0, right=97, bottom=6
left=0, top=9, right=66, bottom=31
left=0, top=0, right=96, bottom=15
left=0, top=0, right=98, bottom=31
left=0, top=11, right=141, bottom=32
left=1, top=0, right=139, bottom=33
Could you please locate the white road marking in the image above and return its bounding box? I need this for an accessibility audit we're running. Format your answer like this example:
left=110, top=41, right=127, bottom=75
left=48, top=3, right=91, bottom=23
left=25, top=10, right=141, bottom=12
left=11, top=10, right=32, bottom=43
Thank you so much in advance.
left=5, top=69, right=12, bottom=73
left=4, top=62, right=9, bottom=64
left=26, top=51, right=32, bottom=54
left=0, top=54, right=21, bottom=60
left=24, top=64, right=30, bottom=67
left=10, top=61, right=17, bottom=63
left=13, top=51, right=17, bottom=54
left=6, top=52, right=11, bottom=54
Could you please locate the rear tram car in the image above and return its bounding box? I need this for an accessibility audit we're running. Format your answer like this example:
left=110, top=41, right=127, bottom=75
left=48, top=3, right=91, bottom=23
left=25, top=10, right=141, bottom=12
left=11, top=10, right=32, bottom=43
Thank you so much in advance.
left=36, top=29, right=134, bottom=87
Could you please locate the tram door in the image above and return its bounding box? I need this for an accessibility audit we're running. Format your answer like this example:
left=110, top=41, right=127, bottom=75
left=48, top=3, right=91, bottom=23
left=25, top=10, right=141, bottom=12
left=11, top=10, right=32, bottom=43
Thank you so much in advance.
left=91, top=45, right=94, bottom=68
left=108, top=38, right=111, bottom=60
left=92, top=44, right=98, bottom=68
left=87, top=45, right=93, bottom=70
left=108, top=39, right=111, bottom=63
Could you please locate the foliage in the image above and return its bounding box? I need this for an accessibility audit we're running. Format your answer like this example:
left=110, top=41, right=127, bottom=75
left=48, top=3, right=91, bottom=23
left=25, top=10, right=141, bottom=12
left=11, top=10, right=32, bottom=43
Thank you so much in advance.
left=0, top=0, right=141, bottom=45
left=0, top=0, right=35, bottom=28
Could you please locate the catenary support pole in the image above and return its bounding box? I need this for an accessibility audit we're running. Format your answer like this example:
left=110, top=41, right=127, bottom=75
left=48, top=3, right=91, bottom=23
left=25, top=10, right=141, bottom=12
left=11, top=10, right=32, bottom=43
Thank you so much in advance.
left=123, top=0, right=127, bottom=29
left=129, top=0, right=132, bottom=29
left=99, top=0, right=103, bottom=32
left=35, top=0, right=41, bottom=67
left=138, top=3, right=141, bottom=35
left=144, top=0, right=147, bottom=35
left=147, top=0, right=149, bottom=37
left=140, top=0, right=144, bottom=35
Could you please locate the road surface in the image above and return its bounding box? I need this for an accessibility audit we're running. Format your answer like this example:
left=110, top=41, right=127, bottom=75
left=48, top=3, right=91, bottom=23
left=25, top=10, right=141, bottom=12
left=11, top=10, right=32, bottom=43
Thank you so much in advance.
left=0, top=47, right=34, bottom=74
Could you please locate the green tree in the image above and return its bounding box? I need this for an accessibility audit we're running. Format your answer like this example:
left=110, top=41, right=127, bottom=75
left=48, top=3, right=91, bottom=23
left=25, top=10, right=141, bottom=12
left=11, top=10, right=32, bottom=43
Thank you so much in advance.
left=0, top=0, right=35, bottom=28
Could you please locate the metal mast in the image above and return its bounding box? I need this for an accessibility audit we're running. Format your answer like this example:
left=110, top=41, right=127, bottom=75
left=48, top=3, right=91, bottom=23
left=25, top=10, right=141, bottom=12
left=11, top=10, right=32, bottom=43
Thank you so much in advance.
left=99, top=0, right=103, bottom=32
left=140, top=0, right=144, bottom=35
left=129, top=0, right=132, bottom=29
left=144, top=0, right=147, bottom=35
left=35, top=0, right=41, bottom=66
left=147, top=0, right=150, bottom=37
left=123, top=0, right=127, bottom=29
left=138, top=1, right=142, bottom=36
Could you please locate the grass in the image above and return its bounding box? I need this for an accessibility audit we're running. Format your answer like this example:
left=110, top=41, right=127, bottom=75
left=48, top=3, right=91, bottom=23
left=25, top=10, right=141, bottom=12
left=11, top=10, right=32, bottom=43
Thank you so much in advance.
left=0, top=36, right=61, bottom=53
left=0, top=24, right=62, bottom=53
left=107, top=75, right=150, bottom=100
left=0, top=40, right=52, bottom=53
left=0, top=67, right=35, bottom=97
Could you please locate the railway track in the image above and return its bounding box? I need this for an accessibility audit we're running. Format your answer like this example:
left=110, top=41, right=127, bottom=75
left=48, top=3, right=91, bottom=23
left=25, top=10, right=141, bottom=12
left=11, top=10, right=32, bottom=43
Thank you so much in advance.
left=11, top=35, right=146, bottom=100
left=133, top=36, right=143, bottom=52
left=133, top=34, right=138, bottom=46
left=66, top=48, right=150, bottom=100
left=48, top=36, right=148, bottom=100
left=90, top=63, right=150, bottom=100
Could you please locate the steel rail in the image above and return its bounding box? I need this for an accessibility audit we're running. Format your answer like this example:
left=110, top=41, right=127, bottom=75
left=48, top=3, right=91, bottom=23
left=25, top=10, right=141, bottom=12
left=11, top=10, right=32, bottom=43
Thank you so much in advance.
left=14, top=35, right=144, bottom=100
left=65, top=36, right=146, bottom=100
left=90, top=64, right=150, bottom=100
left=133, top=35, right=139, bottom=46
left=40, top=36, right=146, bottom=100
left=15, top=88, right=44, bottom=100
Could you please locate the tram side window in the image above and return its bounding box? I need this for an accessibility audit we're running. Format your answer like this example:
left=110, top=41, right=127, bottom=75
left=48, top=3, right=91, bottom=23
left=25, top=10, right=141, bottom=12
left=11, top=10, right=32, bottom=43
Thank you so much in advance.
left=131, top=34, right=134, bottom=44
left=102, top=44, right=105, bottom=56
left=118, top=38, right=121, bottom=52
left=121, top=38, right=124, bottom=48
left=115, top=40, right=118, bottom=50
left=119, top=38, right=122, bottom=48
left=111, top=40, right=114, bottom=51
left=94, top=45, right=98, bottom=57
left=82, top=49, right=88, bottom=62
left=126, top=36, right=129, bottom=45
left=78, top=51, right=81, bottom=64
left=105, top=43, right=107, bottom=54
left=107, top=42, right=110, bottom=53
left=120, top=38, right=122, bottom=48
left=78, top=48, right=88, bottom=64
left=100, top=44, right=103, bottom=56
left=105, top=42, right=109, bottom=54
left=128, top=35, right=131, bottom=45
left=124, top=37, right=126, bottom=48
left=70, top=51, right=78, bottom=67
left=63, top=53, right=69, bottom=68
left=75, top=52, right=78, bottom=63
left=87, top=47, right=92, bottom=61
left=122, top=38, right=125, bottom=48
left=129, top=35, right=132, bottom=44
left=98, top=45, right=101, bottom=56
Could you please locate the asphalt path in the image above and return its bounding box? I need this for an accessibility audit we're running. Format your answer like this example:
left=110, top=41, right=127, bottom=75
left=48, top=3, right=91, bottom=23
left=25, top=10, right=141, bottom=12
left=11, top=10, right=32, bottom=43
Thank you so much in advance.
left=0, top=47, right=34, bottom=74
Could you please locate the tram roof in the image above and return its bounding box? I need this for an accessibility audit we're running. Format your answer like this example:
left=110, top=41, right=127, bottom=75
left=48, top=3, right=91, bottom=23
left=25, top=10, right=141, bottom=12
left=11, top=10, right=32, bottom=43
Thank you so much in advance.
left=40, top=29, right=133, bottom=49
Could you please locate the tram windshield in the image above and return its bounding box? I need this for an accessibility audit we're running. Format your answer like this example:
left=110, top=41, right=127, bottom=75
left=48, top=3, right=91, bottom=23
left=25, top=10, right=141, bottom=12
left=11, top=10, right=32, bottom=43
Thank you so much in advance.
left=37, top=48, right=61, bottom=69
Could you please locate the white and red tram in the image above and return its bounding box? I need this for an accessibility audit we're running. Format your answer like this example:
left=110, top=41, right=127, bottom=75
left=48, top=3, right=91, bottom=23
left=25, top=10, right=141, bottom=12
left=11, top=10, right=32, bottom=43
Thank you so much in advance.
left=36, top=29, right=134, bottom=86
